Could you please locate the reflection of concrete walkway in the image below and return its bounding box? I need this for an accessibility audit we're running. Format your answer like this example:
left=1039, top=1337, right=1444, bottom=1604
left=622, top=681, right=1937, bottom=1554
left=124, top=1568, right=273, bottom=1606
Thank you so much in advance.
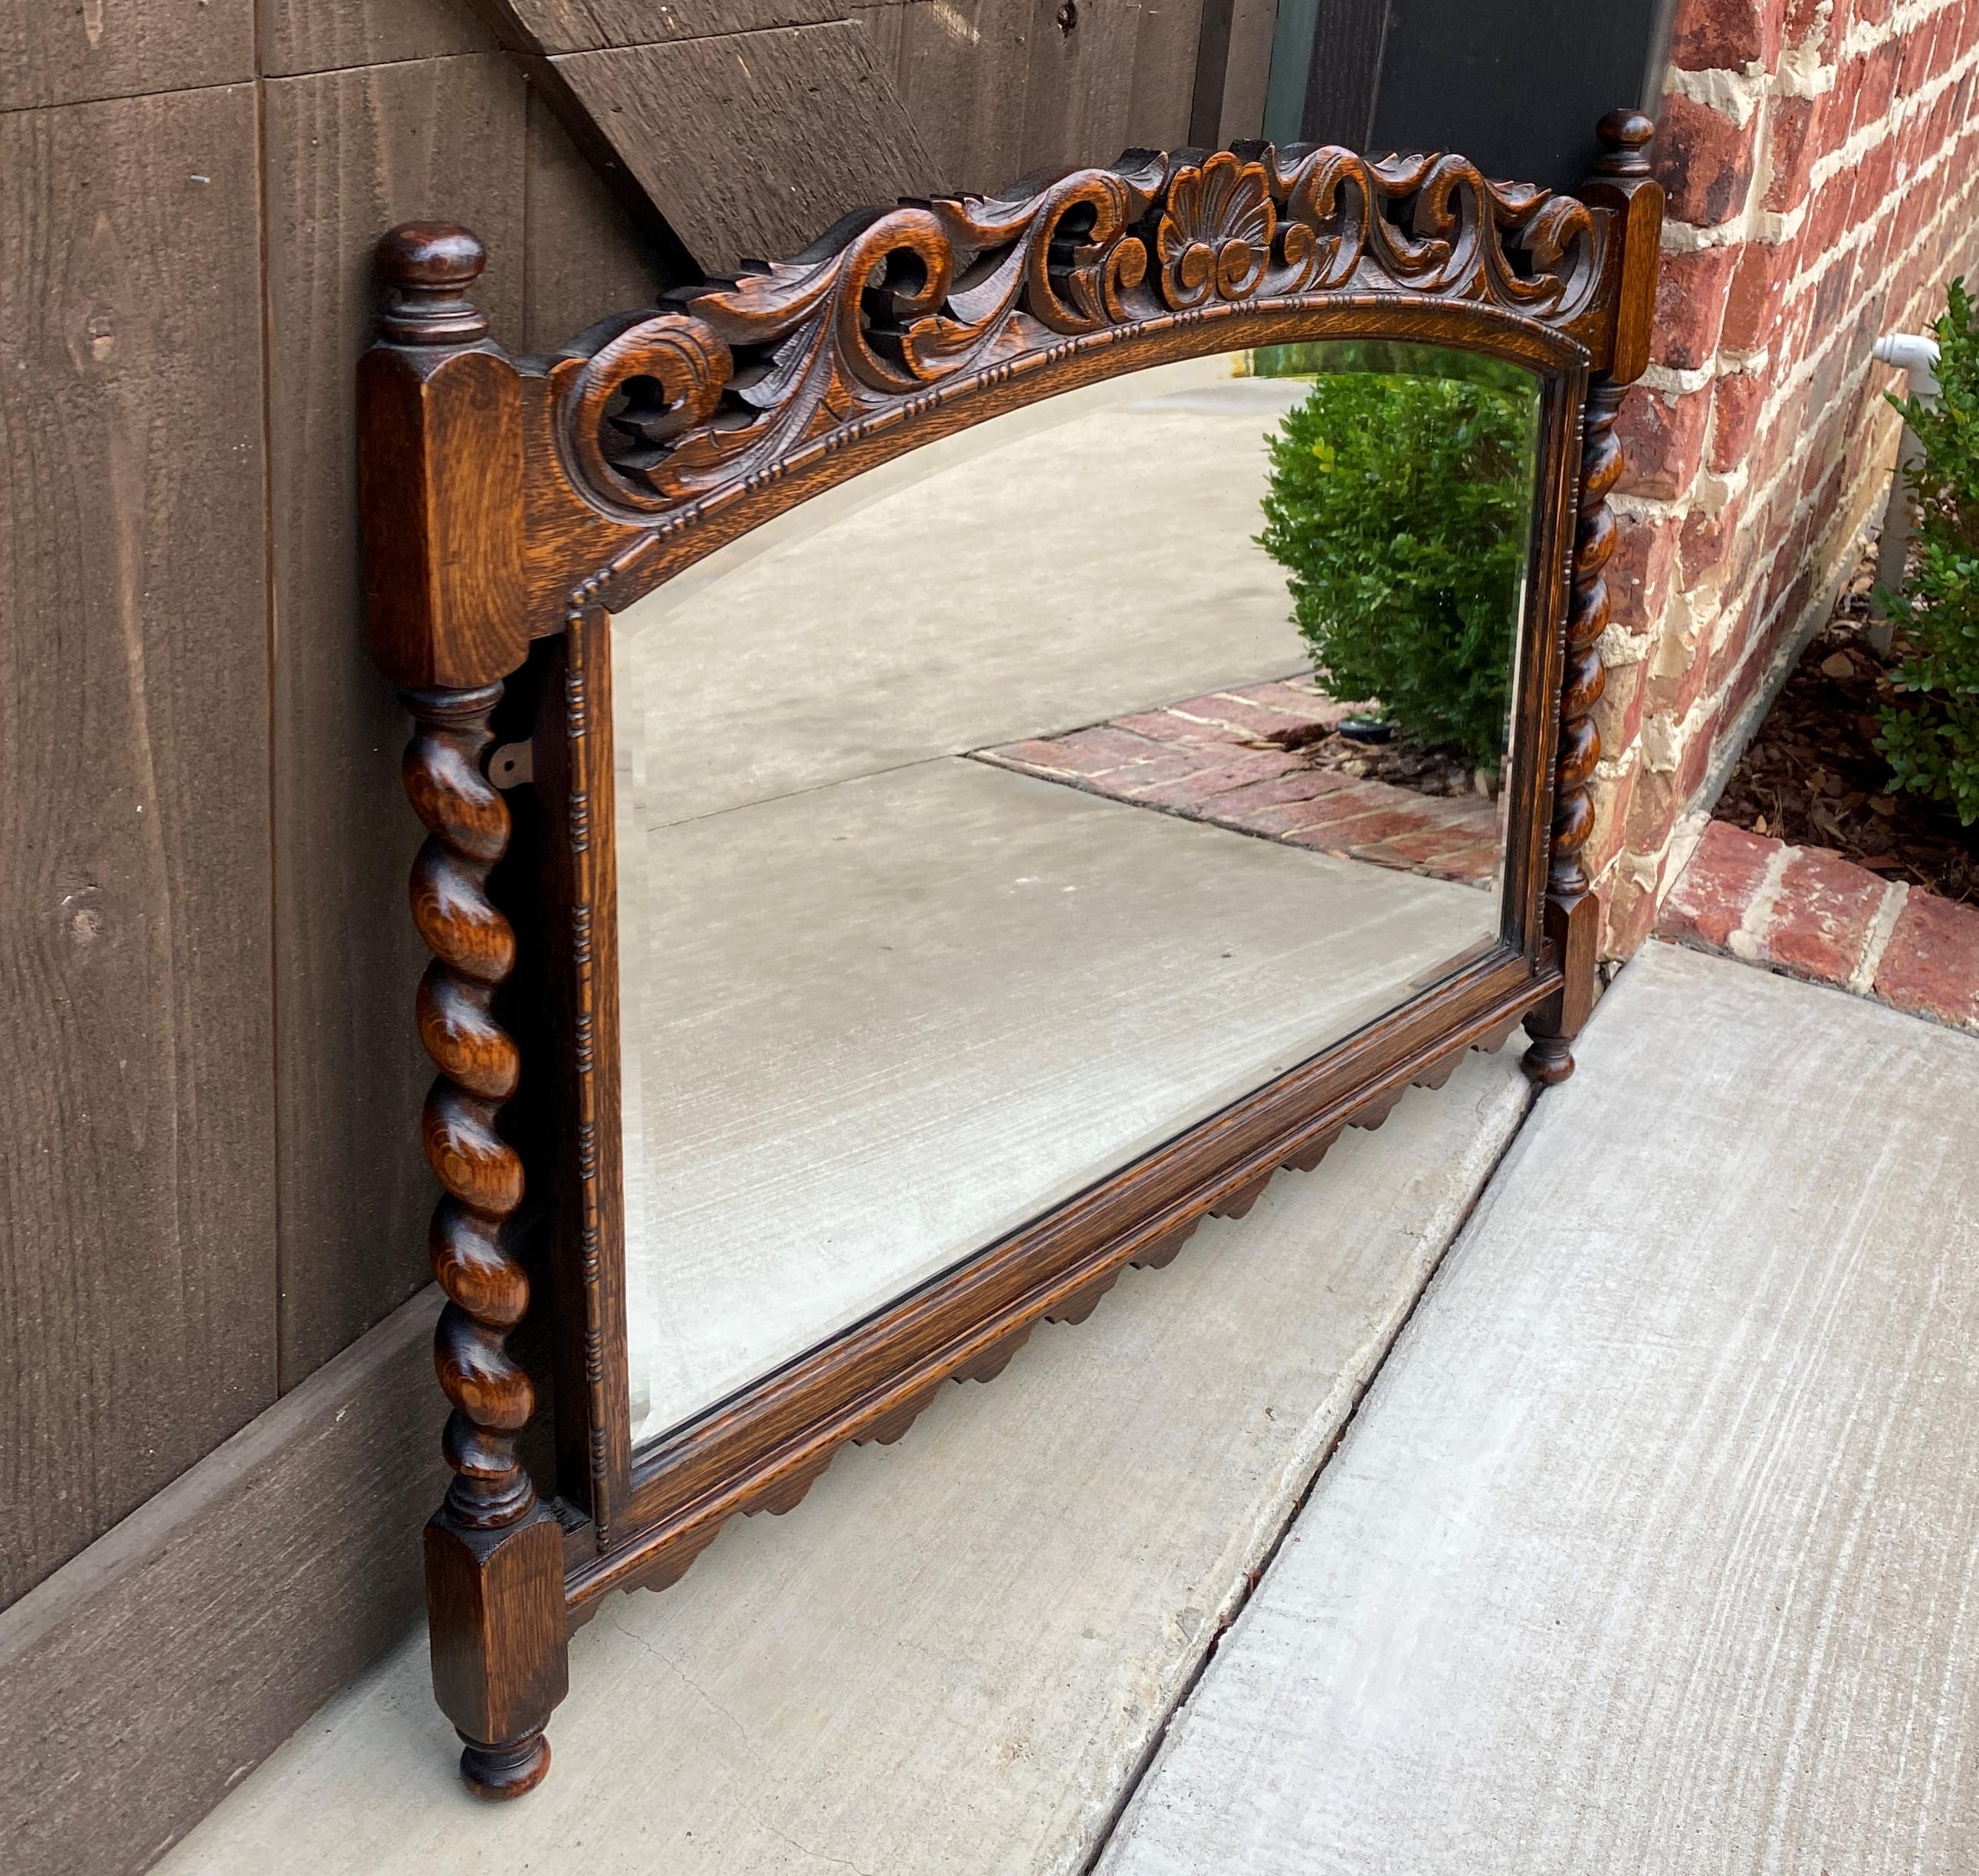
left=611, top=353, right=1504, bottom=1439
left=611, top=355, right=1315, bottom=825
left=622, top=757, right=1487, bottom=1438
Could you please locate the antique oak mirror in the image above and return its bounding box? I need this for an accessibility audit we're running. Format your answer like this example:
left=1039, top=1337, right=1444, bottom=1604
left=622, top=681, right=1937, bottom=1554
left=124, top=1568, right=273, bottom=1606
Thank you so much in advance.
left=359, top=113, right=1661, bottom=1797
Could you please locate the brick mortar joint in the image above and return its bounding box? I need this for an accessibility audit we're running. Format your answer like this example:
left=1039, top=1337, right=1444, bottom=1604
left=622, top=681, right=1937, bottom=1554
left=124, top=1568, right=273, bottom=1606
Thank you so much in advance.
left=1664, top=0, right=1965, bottom=116
left=1689, top=425, right=1895, bottom=634
left=1725, top=843, right=1794, bottom=962
left=1673, top=455, right=1885, bottom=699
left=1655, top=28, right=1979, bottom=250
left=1849, top=881, right=1911, bottom=993
left=1633, top=159, right=1978, bottom=534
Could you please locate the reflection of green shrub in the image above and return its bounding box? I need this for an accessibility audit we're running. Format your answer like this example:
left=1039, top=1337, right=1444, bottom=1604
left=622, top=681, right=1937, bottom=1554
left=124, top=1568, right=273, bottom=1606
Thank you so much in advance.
left=1255, top=355, right=1537, bottom=769
left=1877, top=278, right=1979, bottom=825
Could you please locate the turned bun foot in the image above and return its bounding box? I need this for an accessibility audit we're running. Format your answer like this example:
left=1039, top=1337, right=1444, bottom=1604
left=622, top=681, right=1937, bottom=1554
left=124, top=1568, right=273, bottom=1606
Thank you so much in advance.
left=460, top=1730, right=551, bottom=1800
left=1520, top=1035, right=1575, bottom=1086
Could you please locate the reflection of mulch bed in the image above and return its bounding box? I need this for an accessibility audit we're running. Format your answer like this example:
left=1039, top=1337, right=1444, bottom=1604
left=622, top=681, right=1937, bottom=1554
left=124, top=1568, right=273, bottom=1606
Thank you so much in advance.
left=1714, top=552, right=1979, bottom=905
left=1263, top=715, right=1486, bottom=799
left=974, top=674, right=1501, bottom=888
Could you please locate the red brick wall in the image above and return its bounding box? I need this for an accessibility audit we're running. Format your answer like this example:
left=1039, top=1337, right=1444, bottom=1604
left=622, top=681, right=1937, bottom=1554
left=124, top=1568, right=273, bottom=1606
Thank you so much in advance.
left=1589, top=0, right=1979, bottom=956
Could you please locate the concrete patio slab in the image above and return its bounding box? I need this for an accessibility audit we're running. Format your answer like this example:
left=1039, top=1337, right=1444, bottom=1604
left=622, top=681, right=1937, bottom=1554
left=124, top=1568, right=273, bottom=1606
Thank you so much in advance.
left=153, top=1048, right=1532, bottom=1876
left=1098, top=940, right=1979, bottom=1876
left=620, top=754, right=1495, bottom=1438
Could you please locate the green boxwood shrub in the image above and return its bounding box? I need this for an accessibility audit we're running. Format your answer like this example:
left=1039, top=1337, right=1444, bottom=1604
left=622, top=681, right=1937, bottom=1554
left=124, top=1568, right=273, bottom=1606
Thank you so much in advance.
left=1254, top=343, right=1539, bottom=770
left=1877, top=278, right=1979, bottom=826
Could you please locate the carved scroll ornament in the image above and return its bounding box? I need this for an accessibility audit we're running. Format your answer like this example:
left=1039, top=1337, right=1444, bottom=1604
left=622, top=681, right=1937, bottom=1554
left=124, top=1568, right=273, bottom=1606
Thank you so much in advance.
left=559, top=144, right=1606, bottom=517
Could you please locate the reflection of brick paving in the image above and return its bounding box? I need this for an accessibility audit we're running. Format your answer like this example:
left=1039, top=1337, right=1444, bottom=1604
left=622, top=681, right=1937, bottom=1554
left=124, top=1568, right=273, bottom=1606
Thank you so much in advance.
left=1657, top=819, right=1979, bottom=1033
left=973, top=676, right=1501, bottom=889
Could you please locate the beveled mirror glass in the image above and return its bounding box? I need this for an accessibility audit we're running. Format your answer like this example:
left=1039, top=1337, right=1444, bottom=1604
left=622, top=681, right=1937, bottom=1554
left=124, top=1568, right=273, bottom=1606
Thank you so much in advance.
left=612, top=340, right=1542, bottom=1445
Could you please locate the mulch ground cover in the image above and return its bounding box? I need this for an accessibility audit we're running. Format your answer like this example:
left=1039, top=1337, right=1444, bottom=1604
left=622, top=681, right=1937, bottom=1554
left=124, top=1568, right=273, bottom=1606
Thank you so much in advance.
left=1714, top=549, right=1979, bottom=906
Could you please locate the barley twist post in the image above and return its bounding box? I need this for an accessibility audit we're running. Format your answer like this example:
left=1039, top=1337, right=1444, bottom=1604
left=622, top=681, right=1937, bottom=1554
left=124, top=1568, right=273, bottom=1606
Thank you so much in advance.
left=1523, top=108, right=1662, bottom=1085
left=367, top=223, right=568, bottom=1799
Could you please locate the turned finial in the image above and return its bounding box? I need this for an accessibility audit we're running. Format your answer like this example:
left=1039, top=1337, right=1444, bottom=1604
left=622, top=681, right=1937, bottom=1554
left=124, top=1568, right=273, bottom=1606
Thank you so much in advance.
left=376, top=221, right=489, bottom=346
left=1593, top=109, right=1656, bottom=178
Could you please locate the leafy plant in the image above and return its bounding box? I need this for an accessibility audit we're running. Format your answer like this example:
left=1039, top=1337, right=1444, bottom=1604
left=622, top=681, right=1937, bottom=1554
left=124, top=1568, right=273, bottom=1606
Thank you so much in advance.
left=1255, top=346, right=1538, bottom=770
left=1876, top=277, right=1979, bottom=826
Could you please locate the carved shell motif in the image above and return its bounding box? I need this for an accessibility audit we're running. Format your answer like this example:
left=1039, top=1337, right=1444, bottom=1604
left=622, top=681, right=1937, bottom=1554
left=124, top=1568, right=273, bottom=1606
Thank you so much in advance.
left=1157, top=151, right=1275, bottom=308
left=559, top=143, right=1604, bottom=519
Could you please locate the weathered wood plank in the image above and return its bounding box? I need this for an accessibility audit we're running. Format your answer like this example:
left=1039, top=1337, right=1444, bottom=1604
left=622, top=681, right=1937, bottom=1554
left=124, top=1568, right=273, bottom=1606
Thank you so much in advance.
left=523, top=86, right=685, bottom=351
left=892, top=0, right=1038, bottom=192
left=261, top=54, right=527, bottom=1387
left=1188, top=0, right=1275, bottom=146
left=0, top=0, right=252, bottom=112
left=1204, top=0, right=1276, bottom=143
left=1299, top=0, right=1387, bottom=143
left=0, top=86, right=276, bottom=1609
left=546, top=25, right=944, bottom=272
left=1098, top=944, right=1979, bottom=1874
left=477, top=0, right=835, bottom=53
left=1124, top=0, right=1208, bottom=151
left=848, top=0, right=912, bottom=74
left=256, top=0, right=498, bottom=80
left=1019, top=0, right=1140, bottom=175
left=0, top=1287, right=445, bottom=1876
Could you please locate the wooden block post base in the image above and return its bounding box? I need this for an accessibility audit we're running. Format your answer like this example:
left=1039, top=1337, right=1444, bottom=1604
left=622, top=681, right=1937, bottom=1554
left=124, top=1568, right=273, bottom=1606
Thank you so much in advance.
left=425, top=1505, right=569, bottom=1800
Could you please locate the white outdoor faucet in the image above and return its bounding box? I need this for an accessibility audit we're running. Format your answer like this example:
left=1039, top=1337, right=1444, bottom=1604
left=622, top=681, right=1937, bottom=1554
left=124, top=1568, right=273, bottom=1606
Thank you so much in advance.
left=1869, top=330, right=1943, bottom=651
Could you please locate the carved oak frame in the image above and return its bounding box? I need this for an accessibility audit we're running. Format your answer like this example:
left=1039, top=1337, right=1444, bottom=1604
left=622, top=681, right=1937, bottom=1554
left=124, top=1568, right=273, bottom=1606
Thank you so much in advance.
left=358, top=113, right=1662, bottom=1799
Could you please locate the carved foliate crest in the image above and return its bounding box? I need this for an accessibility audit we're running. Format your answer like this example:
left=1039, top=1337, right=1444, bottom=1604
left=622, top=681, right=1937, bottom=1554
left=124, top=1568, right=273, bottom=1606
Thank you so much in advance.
left=555, top=143, right=1605, bottom=517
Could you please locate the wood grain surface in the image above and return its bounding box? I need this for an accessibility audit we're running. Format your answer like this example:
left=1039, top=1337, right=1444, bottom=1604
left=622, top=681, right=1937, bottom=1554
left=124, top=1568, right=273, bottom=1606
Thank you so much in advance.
left=1203, top=0, right=1282, bottom=142
left=0, top=0, right=252, bottom=113
left=1017, top=0, right=1143, bottom=176
left=258, top=0, right=499, bottom=80
left=1298, top=0, right=1389, bottom=144
left=261, top=54, right=527, bottom=1386
left=889, top=0, right=1040, bottom=190
left=1098, top=943, right=1979, bottom=1875
left=0, top=1288, right=445, bottom=1876
left=547, top=26, right=944, bottom=269
left=482, top=0, right=836, bottom=51
left=523, top=90, right=684, bottom=349
left=880, top=0, right=1213, bottom=193
left=0, top=85, right=277, bottom=1606
left=1123, top=0, right=1210, bottom=150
